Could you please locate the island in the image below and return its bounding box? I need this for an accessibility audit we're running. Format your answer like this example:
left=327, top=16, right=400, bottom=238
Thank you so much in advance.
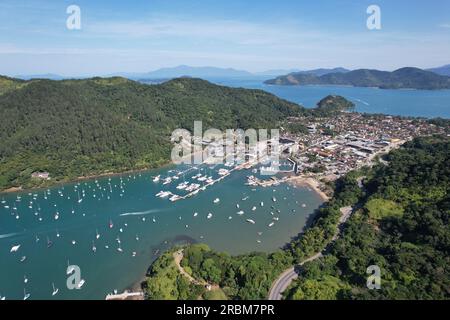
left=264, top=67, right=450, bottom=90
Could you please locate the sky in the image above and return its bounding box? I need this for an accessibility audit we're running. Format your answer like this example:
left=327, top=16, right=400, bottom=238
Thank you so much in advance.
left=0, top=0, right=449, bottom=76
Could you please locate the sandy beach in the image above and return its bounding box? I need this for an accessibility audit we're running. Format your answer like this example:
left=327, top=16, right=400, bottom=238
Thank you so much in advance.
left=288, top=176, right=330, bottom=202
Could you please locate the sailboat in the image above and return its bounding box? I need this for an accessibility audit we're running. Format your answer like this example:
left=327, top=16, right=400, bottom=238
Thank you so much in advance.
left=10, top=244, right=20, bottom=253
left=67, top=260, right=75, bottom=275
left=77, top=191, right=83, bottom=203
left=20, top=256, right=27, bottom=263
left=24, top=275, right=28, bottom=284
left=76, top=279, right=85, bottom=289
left=23, top=288, right=30, bottom=300
left=56, top=230, right=60, bottom=238
left=213, top=198, right=220, bottom=204
left=54, top=211, right=59, bottom=220
left=207, top=213, right=213, bottom=219
left=92, top=241, right=97, bottom=253
left=95, top=229, right=100, bottom=240
left=109, top=219, right=114, bottom=229
left=47, top=237, right=53, bottom=248
left=52, top=283, right=59, bottom=296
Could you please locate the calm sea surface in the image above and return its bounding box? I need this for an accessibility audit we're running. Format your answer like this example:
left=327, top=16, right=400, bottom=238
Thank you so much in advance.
left=0, top=163, right=323, bottom=299
left=212, top=78, right=450, bottom=118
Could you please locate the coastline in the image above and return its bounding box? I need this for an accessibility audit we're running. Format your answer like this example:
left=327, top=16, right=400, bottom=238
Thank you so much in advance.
left=0, top=160, right=173, bottom=194
left=288, top=176, right=330, bottom=202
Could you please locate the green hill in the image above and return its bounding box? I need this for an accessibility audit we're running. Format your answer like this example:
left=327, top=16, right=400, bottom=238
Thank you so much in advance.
left=265, top=67, right=450, bottom=90
left=0, top=76, right=304, bottom=190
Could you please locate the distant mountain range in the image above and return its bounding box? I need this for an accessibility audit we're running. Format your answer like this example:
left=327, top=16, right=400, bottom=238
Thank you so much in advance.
left=426, top=64, right=450, bottom=77
left=265, top=67, right=450, bottom=90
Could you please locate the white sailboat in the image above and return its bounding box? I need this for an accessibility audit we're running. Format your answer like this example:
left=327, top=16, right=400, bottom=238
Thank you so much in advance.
left=52, top=283, right=59, bottom=296
left=96, top=229, right=100, bottom=240
left=67, top=260, right=75, bottom=275
left=10, top=244, right=20, bottom=253
left=23, top=289, right=30, bottom=300
left=76, top=279, right=85, bottom=289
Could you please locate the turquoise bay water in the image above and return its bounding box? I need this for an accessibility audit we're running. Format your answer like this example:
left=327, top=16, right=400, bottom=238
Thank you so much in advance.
left=0, top=163, right=323, bottom=300
left=212, top=79, right=450, bottom=118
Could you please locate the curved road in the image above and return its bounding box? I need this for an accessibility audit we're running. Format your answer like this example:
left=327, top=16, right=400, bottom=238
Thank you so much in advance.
left=268, top=252, right=323, bottom=300
left=268, top=206, right=353, bottom=300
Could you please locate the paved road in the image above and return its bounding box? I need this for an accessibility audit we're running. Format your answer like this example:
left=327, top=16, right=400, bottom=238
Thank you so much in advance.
left=268, top=252, right=323, bottom=300
left=268, top=206, right=354, bottom=300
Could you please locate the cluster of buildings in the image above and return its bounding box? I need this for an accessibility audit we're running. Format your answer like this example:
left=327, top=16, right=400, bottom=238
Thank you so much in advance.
left=282, top=113, right=448, bottom=181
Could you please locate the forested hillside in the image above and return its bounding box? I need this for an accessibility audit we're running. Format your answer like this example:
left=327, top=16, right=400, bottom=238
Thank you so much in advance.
left=285, top=136, right=450, bottom=299
left=0, top=76, right=304, bottom=190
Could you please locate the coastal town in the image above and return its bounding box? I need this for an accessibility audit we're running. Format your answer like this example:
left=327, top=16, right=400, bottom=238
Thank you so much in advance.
left=246, top=112, right=449, bottom=196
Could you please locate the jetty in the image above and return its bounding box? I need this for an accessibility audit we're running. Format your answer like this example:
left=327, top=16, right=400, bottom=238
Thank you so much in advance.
left=105, top=290, right=144, bottom=300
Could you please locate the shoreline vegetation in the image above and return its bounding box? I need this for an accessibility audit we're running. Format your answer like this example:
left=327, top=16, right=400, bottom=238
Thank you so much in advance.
left=143, top=135, right=450, bottom=300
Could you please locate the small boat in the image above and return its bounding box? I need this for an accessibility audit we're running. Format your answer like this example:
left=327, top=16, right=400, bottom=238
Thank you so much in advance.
left=23, top=289, right=30, bottom=300
left=228, top=216, right=232, bottom=220
left=207, top=213, right=213, bottom=219
left=10, top=244, right=20, bottom=253
left=96, top=230, right=100, bottom=240
left=24, top=275, right=28, bottom=284
left=236, top=204, right=240, bottom=208
left=71, top=240, right=76, bottom=245
left=213, top=198, right=220, bottom=204
left=273, top=217, right=279, bottom=221
left=0, top=295, right=5, bottom=300
left=268, top=222, right=275, bottom=227
left=251, top=206, right=256, bottom=211
left=236, top=210, right=244, bottom=215
left=152, top=175, right=161, bottom=183
left=52, top=283, right=59, bottom=296
left=92, top=241, right=97, bottom=253
left=47, top=237, right=53, bottom=248
left=193, top=212, right=198, bottom=217
left=135, top=235, right=139, bottom=241
left=246, top=219, right=256, bottom=224
left=20, top=256, right=27, bottom=262
left=152, top=216, right=156, bottom=223
left=260, top=202, right=264, bottom=207
left=109, top=220, right=114, bottom=229
left=257, top=240, right=261, bottom=243
left=56, top=230, right=60, bottom=238
left=54, top=212, right=59, bottom=220
left=117, top=246, right=123, bottom=253
left=76, top=279, right=85, bottom=289
left=301, top=203, right=307, bottom=208
left=67, top=261, right=75, bottom=275
left=272, top=197, right=277, bottom=202
left=142, top=217, right=146, bottom=222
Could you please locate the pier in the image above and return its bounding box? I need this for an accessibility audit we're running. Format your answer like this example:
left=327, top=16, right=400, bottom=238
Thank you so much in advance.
left=105, top=291, right=144, bottom=300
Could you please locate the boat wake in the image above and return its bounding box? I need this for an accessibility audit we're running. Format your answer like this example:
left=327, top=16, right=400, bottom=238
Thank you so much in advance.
left=0, top=232, right=20, bottom=239
left=120, top=209, right=165, bottom=217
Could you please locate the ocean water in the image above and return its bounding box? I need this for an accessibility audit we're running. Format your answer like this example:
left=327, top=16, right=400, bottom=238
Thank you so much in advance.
left=0, top=163, right=323, bottom=300
left=211, top=78, right=450, bottom=119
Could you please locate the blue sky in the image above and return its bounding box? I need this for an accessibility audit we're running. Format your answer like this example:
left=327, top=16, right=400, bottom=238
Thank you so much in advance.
left=0, top=0, right=449, bottom=76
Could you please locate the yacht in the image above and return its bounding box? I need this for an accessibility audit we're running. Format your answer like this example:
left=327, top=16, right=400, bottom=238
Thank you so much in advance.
left=152, top=175, right=161, bottom=183
left=10, top=244, right=20, bottom=253
left=52, top=283, right=59, bottom=296
left=23, top=289, right=30, bottom=300
left=76, top=279, right=85, bottom=289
